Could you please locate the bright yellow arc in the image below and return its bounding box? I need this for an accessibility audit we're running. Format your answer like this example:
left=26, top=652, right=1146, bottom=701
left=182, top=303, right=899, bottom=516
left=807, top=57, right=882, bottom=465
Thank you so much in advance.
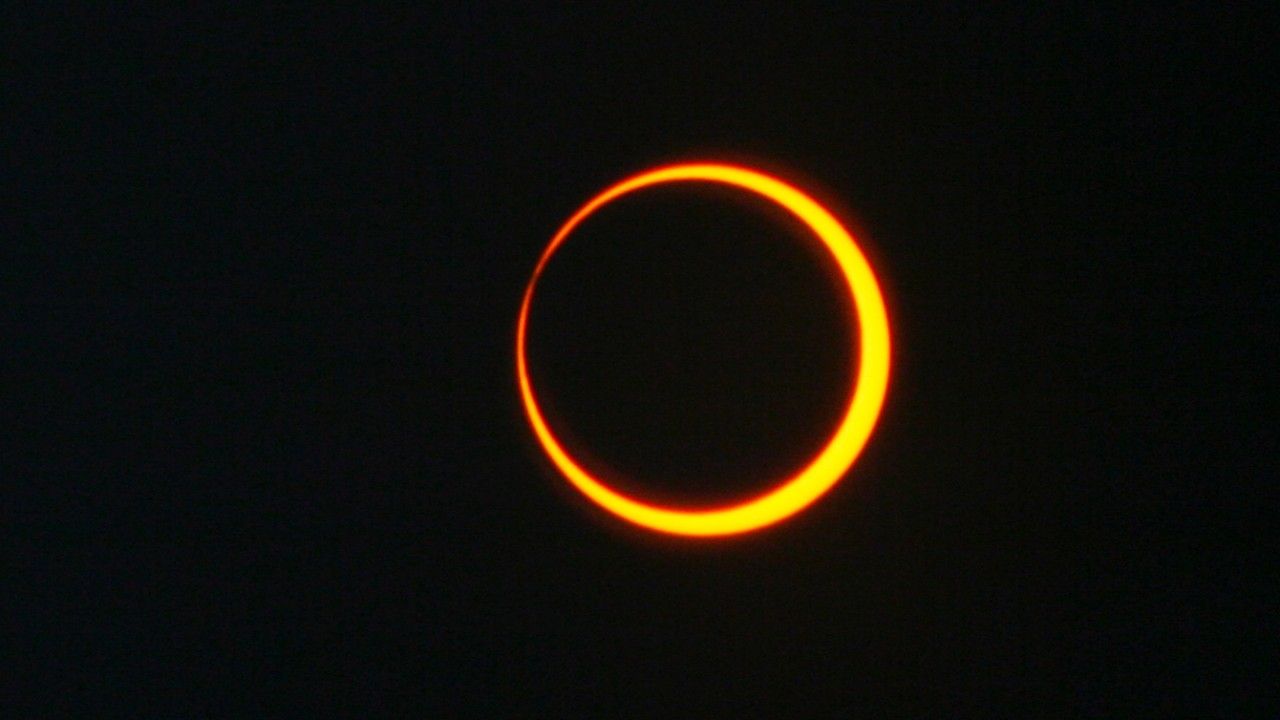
left=516, top=163, right=891, bottom=537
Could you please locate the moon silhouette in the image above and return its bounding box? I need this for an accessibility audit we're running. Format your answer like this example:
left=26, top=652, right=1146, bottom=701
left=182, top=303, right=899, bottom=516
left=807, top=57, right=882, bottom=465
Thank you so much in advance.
left=517, top=163, right=891, bottom=537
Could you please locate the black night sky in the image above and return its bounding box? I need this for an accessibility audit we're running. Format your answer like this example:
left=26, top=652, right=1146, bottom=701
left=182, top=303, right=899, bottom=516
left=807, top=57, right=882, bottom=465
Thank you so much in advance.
left=8, top=5, right=1271, bottom=716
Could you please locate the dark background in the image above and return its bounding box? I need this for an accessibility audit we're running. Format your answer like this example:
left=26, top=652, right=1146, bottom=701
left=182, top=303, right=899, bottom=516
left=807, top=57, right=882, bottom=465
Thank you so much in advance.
left=7, top=5, right=1272, bottom=716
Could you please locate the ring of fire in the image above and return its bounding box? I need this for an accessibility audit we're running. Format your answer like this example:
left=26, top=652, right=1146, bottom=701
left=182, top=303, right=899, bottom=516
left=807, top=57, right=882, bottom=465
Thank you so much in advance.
left=517, top=163, right=891, bottom=537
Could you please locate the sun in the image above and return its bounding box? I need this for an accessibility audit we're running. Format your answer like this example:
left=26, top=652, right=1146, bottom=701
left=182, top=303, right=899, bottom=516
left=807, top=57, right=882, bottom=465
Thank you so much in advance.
left=517, top=163, right=891, bottom=537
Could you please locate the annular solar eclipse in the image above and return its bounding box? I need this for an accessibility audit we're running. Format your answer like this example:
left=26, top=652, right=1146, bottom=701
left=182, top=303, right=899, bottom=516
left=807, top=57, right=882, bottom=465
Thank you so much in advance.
left=517, top=163, right=890, bottom=537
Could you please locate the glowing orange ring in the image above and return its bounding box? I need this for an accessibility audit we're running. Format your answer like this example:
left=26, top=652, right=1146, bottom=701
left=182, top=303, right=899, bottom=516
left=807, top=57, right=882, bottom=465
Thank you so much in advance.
left=517, top=163, right=891, bottom=537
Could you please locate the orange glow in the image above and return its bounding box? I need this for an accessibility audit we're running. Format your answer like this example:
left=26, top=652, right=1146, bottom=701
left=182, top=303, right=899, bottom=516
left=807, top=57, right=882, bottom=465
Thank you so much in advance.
left=517, top=163, right=891, bottom=537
